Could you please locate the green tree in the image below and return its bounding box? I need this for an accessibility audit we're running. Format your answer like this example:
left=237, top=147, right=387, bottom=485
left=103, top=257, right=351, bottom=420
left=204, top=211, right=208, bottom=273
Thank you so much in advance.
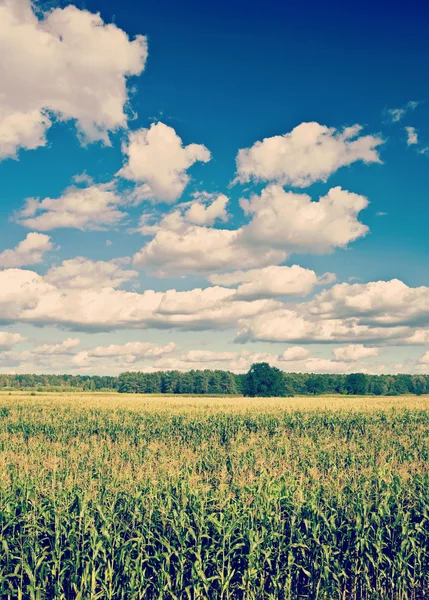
left=305, top=375, right=327, bottom=395
left=243, top=363, right=287, bottom=397
left=345, top=373, right=369, bottom=395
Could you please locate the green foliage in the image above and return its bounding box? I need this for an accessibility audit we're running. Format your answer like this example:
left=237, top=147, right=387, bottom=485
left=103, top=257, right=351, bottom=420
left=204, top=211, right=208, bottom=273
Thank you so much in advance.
left=0, top=399, right=429, bottom=598
left=1, top=370, right=429, bottom=396
left=243, top=362, right=288, bottom=397
left=118, top=369, right=240, bottom=395
left=345, top=373, right=370, bottom=395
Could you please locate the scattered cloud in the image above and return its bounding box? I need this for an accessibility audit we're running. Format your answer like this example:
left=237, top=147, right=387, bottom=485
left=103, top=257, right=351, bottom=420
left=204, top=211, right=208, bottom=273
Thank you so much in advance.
left=72, top=173, right=94, bottom=186
left=15, top=183, right=126, bottom=231
left=240, top=185, right=369, bottom=253
left=0, top=0, right=147, bottom=160
left=419, top=351, right=429, bottom=365
left=33, top=337, right=81, bottom=356
left=133, top=185, right=368, bottom=275
left=278, top=346, right=311, bottom=361
left=72, top=341, right=176, bottom=366
left=185, top=193, right=229, bottom=225
left=235, top=308, right=410, bottom=345
left=333, top=344, right=379, bottom=362
left=405, top=126, right=418, bottom=145
left=308, top=279, right=429, bottom=327
left=235, top=122, right=383, bottom=187
left=1, top=267, right=429, bottom=350
left=208, top=265, right=325, bottom=300
left=0, top=268, right=279, bottom=331
left=133, top=216, right=286, bottom=275
left=0, top=232, right=53, bottom=267
left=386, top=101, right=419, bottom=123
left=45, top=257, right=138, bottom=289
left=118, top=122, right=211, bottom=203
left=0, top=331, right=25, bottom=350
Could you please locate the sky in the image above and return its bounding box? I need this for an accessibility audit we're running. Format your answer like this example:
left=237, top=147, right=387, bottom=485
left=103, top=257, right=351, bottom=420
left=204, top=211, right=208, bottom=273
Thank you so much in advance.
left=0, top=0, right=429, bottom=376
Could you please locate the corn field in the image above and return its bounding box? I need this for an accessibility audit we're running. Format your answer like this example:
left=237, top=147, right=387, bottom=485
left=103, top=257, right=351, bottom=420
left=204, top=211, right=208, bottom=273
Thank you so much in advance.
left=1, top=393, right=429, bottom=599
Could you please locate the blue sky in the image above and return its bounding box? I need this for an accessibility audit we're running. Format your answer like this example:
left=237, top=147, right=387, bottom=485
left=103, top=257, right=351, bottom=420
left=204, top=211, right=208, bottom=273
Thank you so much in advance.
left=0, top=0, right=428, bottom=374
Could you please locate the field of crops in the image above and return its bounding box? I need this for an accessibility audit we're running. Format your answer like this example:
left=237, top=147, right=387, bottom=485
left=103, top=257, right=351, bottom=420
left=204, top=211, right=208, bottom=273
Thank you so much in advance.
left=1, top=392, right=429, bottom=599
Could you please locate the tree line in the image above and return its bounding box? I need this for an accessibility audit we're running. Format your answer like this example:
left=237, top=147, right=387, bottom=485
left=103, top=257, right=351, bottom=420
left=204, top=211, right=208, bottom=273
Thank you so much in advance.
left=1, top=366, right=428, bottom=395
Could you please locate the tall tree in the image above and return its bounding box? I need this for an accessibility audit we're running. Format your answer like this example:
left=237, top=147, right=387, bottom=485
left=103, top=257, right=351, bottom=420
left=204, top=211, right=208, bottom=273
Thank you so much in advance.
left=243, top=363, right=288, bottom=397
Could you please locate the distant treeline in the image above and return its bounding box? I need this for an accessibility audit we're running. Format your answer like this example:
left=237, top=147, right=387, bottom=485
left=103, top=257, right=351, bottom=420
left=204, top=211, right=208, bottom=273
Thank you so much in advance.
left=118, top=370, right=429, bottom=396
left=1, top=370, right=429, bottom=395
left=0, top=374, right=118, bottom=392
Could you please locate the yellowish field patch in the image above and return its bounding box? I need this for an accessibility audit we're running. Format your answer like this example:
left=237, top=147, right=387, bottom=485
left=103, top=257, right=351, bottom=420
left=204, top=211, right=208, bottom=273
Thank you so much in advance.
left=2, top=390, right=429, bottom=413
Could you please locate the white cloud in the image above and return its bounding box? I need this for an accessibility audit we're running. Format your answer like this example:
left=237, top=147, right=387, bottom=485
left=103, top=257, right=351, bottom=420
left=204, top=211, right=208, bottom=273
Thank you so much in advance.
left=16, top=183, right=126, bottom=231
left=118, top=122, right=211, bottom=203
left=419, top=351, right=429, bottom=365
left=308, top=279, right=429, bottom=326
left=0, top=232, right=53, bottom=267
left=72, top=173, right=94, bottom=185
left=240, top=185, right=369, bottom=253
left=133, top=185, right=367, bottom=275
left=235, top=122, right=383, bottom=187
left=333, top=344, right=379, bottom=362
left=0, top=331, right=24, bottom=349
left=88, top=341, right=176, bottom=358
left=178, top=349, right=238, bottom=363
left=133, top=218, right=286, bottom=275
left=45, top=257, right=137, bottom=289
left=2, top=267, right=429, bottom=349
left=0, top=268, right=279, bottom=331
left=405, top=126, right=418, bottom=145
left=236, top=279, right=429, bottom=345
left=387, top=101, right=419, bottom=123
left=278, top=346, right=311, bottom=361
left=154, top=349, right=384, bottom=375
left=0, top=0, right=147, bottom=159
left=208, top=265, right=322, bottom=300
left=236, top=308, right=411, bottom=345
left=185, top=193, right=229, bottom=225
left=33, top=337, right=81, bottom=356
left=72, top=341, right=177, bottom=366
left=404, top=330, right=429, bottom=345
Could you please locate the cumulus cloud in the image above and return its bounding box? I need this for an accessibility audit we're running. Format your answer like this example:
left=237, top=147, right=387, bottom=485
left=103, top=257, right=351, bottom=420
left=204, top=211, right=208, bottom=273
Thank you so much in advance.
left=185, top=193, right=229, bottom=225
left=0, top=232, right=53, bottom=267
left=0, top=331, right=24, bottom=349
left=0, top=0, right=147, bottom=160
left=278, top=346, right=311, bottom=361
left=419, top=351, right=429, bottom=365
left=72, top=341, right=176, bottom=366
left=33, top=337, right=81, bottom=356
left=308, top=279, right=429, bottom=326
left=240, top=185, right=369, bottom=253
left=235, top=122, right=383, bottom=187
left=333, top=344, right=379, bottom=362
left=404, top=330, right=429, bottom=345
left=16, top=183, right=125, bottom=231
left=235, top=308, right=411, bottom=345
left=405, top=126, right=418, bottom=145
left=2, top=267, right=429, bottom=349
left=133, top=217, right=286, bottom=275
left=208, top=265, right=324, bottom=300
left=387, top=101, right=419, bottom=123
left=118, top=122, right=211, bottom=203
left=45, top=257, right=137, bottom=289
left=133, top=185, right=367, bottom=275
left=0, top=268, right=279, bottom=331
left=237, top=279, right=429, bottom=345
